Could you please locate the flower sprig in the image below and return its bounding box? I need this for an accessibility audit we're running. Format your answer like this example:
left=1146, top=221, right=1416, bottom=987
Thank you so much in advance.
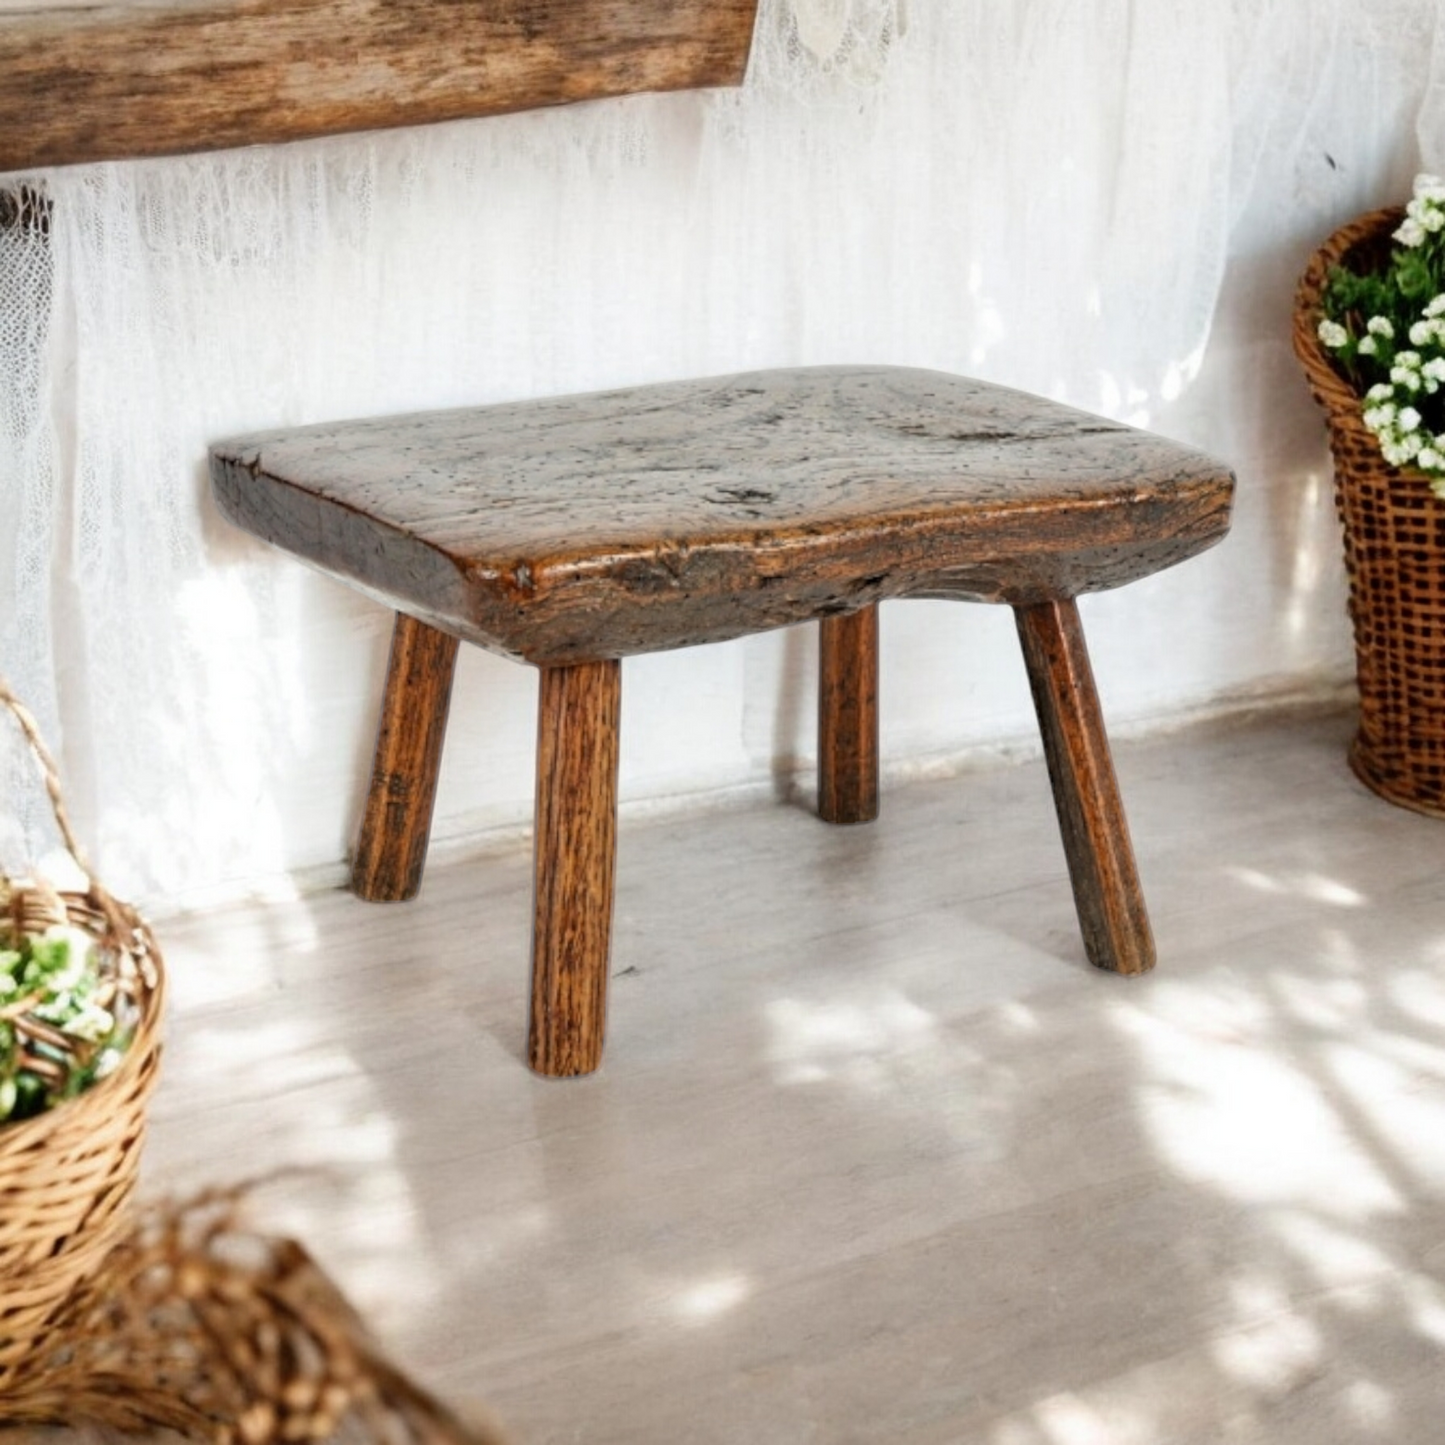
left=0, top=924, right=129, bottom=1123
left=1318, top=175, right=1445, bottom=497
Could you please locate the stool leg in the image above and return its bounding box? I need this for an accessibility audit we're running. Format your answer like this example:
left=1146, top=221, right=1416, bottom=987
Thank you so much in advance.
left=1014, top=599, right=1155, bottom=975
left=353, top=613, right=460, bottom=902
left=818, top=605, right=880, bottom=824
left=529, top=659, right=622, bottom=1077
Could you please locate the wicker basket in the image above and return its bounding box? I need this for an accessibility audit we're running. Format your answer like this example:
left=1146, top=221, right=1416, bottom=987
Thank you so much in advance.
left=0, top=683, right=165, bottom=1385
left=4, top=1188, right=510, bottom=1445
left=1294, top=204, right=1445, bottom=817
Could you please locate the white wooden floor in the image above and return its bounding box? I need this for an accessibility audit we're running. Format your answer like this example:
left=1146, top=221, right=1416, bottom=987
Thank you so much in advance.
left=82, top=708, right=1445, bottom=1442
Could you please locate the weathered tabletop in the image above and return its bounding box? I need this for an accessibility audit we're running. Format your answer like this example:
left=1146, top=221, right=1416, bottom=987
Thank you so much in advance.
left=211, top=365, right=1234, bottom=667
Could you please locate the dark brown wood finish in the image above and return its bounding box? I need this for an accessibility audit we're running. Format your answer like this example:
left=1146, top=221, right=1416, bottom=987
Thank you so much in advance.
left=353, top=612, right=459, bottom=902
left=0, top=0, right=759, bottom=172
left=818, top=605, right=879, bottom=824
left=529, top=659, right=621, bottom=1078
left=211, top=363, right=1234, bottom=1074
left=1014, top=599, right=1155, bottom=976
left=212, top=367, right=1234, bottom=668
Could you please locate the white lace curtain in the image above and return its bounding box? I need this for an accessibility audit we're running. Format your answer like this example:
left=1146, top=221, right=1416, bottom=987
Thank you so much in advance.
left=1, top=0, right=1442, bottom=899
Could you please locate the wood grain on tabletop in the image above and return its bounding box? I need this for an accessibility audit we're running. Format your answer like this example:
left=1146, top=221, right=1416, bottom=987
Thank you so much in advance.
left=211, top=366, right=1235, bottom=667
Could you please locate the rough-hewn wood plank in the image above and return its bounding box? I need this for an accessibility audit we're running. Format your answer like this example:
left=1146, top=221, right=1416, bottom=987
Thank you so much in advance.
left=529, top=659, right=621, bottom=1079
left=352, top=611, right=459, bottom=903
left=0, top=0, right=759, bottom=172
left=212, top=366, right=1235, bottom=668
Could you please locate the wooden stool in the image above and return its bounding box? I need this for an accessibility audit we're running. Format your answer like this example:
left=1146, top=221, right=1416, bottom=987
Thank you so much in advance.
left=211, top=366, right=1233, bottom=1077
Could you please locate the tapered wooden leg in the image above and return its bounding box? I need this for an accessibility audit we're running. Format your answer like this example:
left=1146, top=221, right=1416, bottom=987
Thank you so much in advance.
left=353, top=613, right=460, bottom=902
left=818, top=605, right=880, bottom=824
left=1015, top=599, right=1155, bottom=975
left=529, top=659, right=622, bottom=1078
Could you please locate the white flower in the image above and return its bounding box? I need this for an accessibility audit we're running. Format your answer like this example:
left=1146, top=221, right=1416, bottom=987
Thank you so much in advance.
left=1318, top=318, right=1349, bottom=348
left=1366, top=382, right=1395, bottom=402
left=1359, top=335, right=1378, bottom=356
left=93, top=1046, right=124, bottom=1081
left=1415, top=173, right=1445, bottom=199
left=1395, top=217, right=1427, bottom=247
left=1391, top=364, right=1423, bottom=391
left=1411, top=320, right=1433, bottom=346
left=1399, top=406, right=1423, bottom=432
left=1363, top=397, right=1398, bottom=434
left=1368, top=316, right=1395, bottom=338
left=1397, top=351, right=1422, bottom=367
left=1419, top=447, right=1443, bottom=470
left=1426, top=295, right=1445, bottom=319
left=1406, top=195, right=1445, bottom=232
left=63, top=1002, right=115, bottom=1043
left=39, top=924, right=95, bottom=990
left=1383, top=432, right=1423, bottom=465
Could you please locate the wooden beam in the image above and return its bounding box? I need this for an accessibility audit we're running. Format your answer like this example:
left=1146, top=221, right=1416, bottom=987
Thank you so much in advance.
left=0, top=0, right=759, bottom=172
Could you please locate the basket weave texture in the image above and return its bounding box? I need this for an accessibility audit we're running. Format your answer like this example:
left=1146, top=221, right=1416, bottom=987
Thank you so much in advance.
left=0, top=685, right=165, bottom=1382
left=4, top=1188, right=509, bottom=1445
left=1294, top=205, right=1445, bottom=817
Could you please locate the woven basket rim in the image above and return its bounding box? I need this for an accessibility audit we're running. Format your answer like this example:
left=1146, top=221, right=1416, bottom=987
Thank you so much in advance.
left=1293, top=204, right=1407, bottom=434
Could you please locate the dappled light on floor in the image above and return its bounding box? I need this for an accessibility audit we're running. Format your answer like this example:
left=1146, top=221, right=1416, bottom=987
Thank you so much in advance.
left=119, top=709, right=1445, bottom=1444
left=993, top=1390, right=1141, bottom=1445
left=673, top=1273, right=752, bottom=1324
left=143, top=1002, right=460, bottom=1337
left=1223, top=863, right=1368, bottom=907
left=1115, top=986, right=1404, bottom=1212
left=765, top=991, right=940, bottom=1088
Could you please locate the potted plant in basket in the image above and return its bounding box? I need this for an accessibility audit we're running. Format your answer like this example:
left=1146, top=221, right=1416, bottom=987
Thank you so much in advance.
left=1295, top=173, right=1445, bottom=816
left=0, top=919, right=138, bottom=1123
left=0, top=685, right=165, bottom=1398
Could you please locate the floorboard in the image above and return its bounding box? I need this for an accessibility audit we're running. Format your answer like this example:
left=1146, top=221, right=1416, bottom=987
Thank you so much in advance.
left=17, top=707, right=1445, bottom=1443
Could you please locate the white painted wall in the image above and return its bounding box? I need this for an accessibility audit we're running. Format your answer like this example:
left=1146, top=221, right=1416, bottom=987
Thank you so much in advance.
left=2, top=0, right=1441, bottom=904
